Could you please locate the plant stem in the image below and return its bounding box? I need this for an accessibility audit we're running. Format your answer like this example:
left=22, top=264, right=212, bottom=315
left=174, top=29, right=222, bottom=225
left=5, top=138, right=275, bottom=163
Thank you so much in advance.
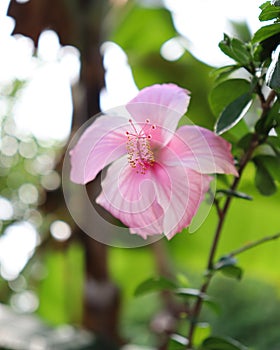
left=185, top=89, right=276, bottom=349
left=227, top=232, right=280, bottom=258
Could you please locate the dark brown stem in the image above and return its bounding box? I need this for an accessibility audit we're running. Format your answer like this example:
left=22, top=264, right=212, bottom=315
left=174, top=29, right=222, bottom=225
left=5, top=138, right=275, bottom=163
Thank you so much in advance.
left=213, top=198, right=223, bottom=219
left=260, top=90, right=276, bottom=113
left=186, top=88, right=276, bottom=349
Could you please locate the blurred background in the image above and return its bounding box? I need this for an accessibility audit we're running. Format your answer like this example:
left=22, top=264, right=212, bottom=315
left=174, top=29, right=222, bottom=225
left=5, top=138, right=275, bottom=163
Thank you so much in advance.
left=0, top=0, right=280, bottom=349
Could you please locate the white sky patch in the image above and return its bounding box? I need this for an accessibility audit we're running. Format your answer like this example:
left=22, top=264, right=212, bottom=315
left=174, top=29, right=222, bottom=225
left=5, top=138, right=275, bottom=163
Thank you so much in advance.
left=163, top=0, right=264, bottom=66
left=100, top=41, right=139, bottom=111
left=11, top=29, right=80, bottom=142
left=0, top=11, right=79, bottom=142
left=0, top=221, right=39, bottom=280
left=0, top=0, right=11, bottom=21
left=13, top=60, right=73, bottom=141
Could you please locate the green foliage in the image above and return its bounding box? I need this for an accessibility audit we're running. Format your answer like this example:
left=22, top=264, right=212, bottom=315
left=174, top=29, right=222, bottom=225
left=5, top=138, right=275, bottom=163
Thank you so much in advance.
left=254, top=155, right=280, bottom=195
left=252, top=23, right=280, bottom=43
left=202, top=336, right=248, bottom=350
left=214, top=93, right=252, bottom=135
left=176, top=288, right=220, bottom=314
left=168, top=334, right=188, bottom=350
left=38, top=243, right=84, bottom=325
left=266, top=47, right=280, bottom=93
left=214, top=256, right=243, bottom=281
left=209, top=79, right=253, bottom=135
left=209, top=79, right=251, bottom=117
left=267, top=135, right=280, bottom=153
left=134, top=276, right=177, bottom=296
left=205, top=278, right=280, bottom=350
left=219, top=34, right=251, bottom=65
left=210, top=65, right=240, bottom=83
left=259, top=1, right=280, bottom=21
left=168, top=326, right=213, bottom=350
left=193, top=323, right=211, bottom=348
left=255, top=99, right=280, bottom=136
left=216, top=189, right=253, bottom=201
left=112, top=4, right=176, bottom=56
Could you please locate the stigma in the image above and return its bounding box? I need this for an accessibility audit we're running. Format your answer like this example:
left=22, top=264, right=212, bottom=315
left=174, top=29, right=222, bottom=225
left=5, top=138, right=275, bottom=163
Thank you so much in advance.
left=126, top=119, right=156, bottom=174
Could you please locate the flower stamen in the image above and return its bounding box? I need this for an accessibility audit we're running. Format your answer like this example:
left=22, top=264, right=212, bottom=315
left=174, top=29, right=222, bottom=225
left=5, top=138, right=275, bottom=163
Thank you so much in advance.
left=126, top=119, right=156, bottom=174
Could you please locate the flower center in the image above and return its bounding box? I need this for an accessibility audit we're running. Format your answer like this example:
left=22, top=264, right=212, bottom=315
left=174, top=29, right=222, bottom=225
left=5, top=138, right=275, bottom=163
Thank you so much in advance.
left=126, top=119, right=156, bottom=174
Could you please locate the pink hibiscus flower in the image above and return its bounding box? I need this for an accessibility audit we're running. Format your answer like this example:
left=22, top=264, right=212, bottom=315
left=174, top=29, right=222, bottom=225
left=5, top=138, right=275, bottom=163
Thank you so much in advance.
left=70, top=84, right=238, bottom=239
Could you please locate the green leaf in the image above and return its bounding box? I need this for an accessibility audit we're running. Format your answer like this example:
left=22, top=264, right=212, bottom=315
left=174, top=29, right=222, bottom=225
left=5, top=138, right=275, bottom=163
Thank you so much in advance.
left=219, top=265, right=243, bottom=280
left=259, top=2, right=280, bottom=21
left=202, top=336, right=248, bottom=350
left=219, top=35, right=251, bottom=65
left=210, top=65, right=240, bottom=83
left=209, top=79, right=251, bottom=117
left=260, top=1, right=271, bottom=10
left=237, top=133, right=255, bottom=150
left=219, top=34, right=234, bottom=58
left=176, top=288, right=220, bottom=313
left=254, top=34, right=280, bottom=63
left=230, top=38, right=251, bottom=65
left=256, top=102, right=280, bottom=136
left=215, top=93, right=252, bottom=134
left=252, top=23, right=280, bottom=43
left=134, top=276, right=177, bottom=296
left=175, top=288, right=211, bottom=300
left=193, top=323, right=211, bottom=347
left=112, top=5, right=176, bottom=55
left=216, top=189, right=253, bottom=201
left=168, top=334, right=188, bottom=350
left=254, top=155, right=280, bottom=181
left=254, top=156, right=278, bottom=195
left=214, top=256, right=243, bottom=280
left=267, top=135, right=280, bottom=154
left=266, top=46, right=280, bottom=92
left=175, top=273, right=190, bottom=288
left=215, top=255, right=237, bottom=268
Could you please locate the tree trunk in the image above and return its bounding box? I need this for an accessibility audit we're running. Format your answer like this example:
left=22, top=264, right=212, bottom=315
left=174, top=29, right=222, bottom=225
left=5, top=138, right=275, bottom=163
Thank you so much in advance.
left=8, top=0, right=122, bottom=345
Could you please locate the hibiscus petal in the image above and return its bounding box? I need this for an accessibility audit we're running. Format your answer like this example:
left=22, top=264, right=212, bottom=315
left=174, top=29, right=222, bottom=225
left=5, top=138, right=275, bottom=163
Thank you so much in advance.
left=126, top=84, right=190, bottom=145
left=165, top=172, right=212, bottom=239
left=148, top=162, right=212, bottom=239
left=97, top=155, right=212, bottom=239
left=96, top=157, right=165, bottom=239
left=128, top=83, right=190, bottom=116
left=70, top=115, right=129, bottom=184
left=160, top=125, right=238, bottom=176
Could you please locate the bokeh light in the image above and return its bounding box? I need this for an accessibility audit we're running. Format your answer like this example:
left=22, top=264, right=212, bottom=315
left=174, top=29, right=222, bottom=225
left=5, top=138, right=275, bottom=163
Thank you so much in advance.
left=50, top=220, right=71, bottom=241
left=0, top=196, right=13, bottom=220
left=0, top=221, right=38, bottom=280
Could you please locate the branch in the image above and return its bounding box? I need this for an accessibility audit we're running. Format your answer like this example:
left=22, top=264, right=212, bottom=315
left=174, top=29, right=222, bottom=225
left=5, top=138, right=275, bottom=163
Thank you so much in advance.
left=228, top=232, right=280, bottom=258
